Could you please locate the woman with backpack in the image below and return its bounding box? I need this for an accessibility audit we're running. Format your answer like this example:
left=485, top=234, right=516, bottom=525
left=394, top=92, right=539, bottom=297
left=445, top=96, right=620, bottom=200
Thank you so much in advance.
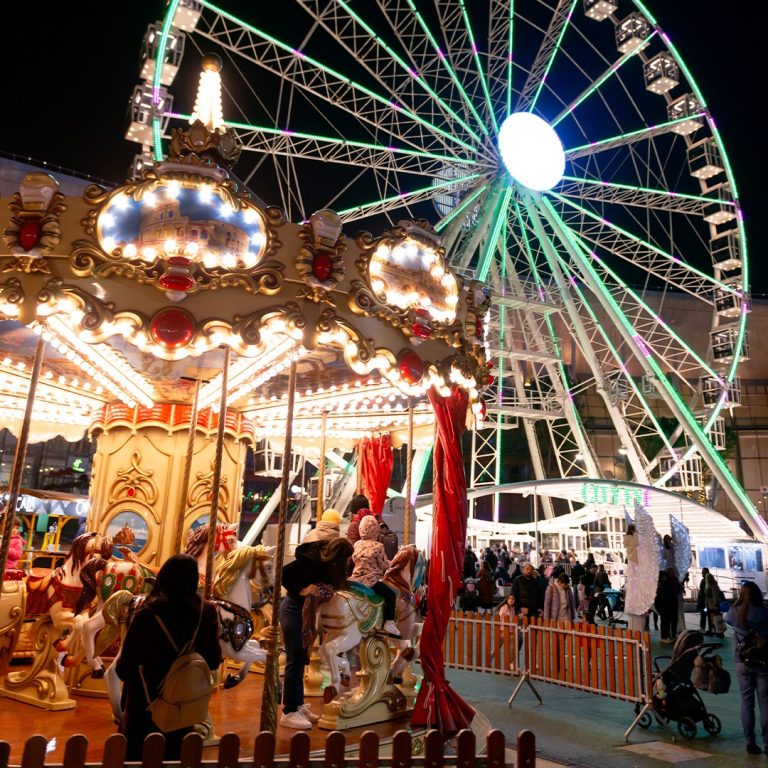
left=115, top=554, right=221, bottom=760
left=725, top=581, right=768, bottom=755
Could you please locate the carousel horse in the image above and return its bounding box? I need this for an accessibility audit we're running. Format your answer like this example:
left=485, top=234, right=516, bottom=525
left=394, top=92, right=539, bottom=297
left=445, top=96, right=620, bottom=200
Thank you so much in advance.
left=77, top=521, right=240, bottom=674
left=24, top=531, right=114, bottom=652
left=210, top=544, right=275, bottom=688
left=317, top=544, right=425, bottom=699
left=98, top=544, right=274, bottom=721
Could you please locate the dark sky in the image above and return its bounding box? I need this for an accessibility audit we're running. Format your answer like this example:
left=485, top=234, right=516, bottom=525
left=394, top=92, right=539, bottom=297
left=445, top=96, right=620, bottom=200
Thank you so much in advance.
left=2, top=1, right=763, bottom=292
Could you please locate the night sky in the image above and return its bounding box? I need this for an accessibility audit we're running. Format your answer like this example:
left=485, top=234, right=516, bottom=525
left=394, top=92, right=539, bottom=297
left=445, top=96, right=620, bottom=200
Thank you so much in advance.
left=2, top=1, right=763, bottom=292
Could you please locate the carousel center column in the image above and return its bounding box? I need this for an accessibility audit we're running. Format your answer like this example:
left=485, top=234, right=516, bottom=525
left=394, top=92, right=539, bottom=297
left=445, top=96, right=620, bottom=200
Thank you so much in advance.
left=88, top=403, right=253, bottom=566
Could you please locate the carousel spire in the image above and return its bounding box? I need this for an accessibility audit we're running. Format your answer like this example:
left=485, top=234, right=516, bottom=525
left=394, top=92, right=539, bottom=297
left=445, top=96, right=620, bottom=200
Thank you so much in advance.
left=167, top=53, right=241, bottom=170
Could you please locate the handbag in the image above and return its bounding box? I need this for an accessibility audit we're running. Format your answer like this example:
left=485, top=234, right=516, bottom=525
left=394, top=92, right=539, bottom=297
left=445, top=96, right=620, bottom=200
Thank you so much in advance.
left=737, top=629, right=768, bottom=670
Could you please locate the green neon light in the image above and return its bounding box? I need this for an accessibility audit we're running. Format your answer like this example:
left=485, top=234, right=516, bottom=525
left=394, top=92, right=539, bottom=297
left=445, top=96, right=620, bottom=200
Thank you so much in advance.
left=152, top=0, right=181, bottom=161
left=551, top=192, right=741, bottom=295
left=564, top=115, right=706, bottom=157
left=530, top=0, right=579, bottom=115
left=458, top=0, right=498, bottom=132
left=541, top=197, right=764, bottom=532
left=170, top=112, right=476, bottom=166
left=435, top=184, right=489, bottom=233
left=201, top=0, right=475, bottom=153
left=477, top=189, right=512, bottom=282
left=411, top=448, right=432, bottom=503
left=559, top=175, right=735, bottom=207
left=405, top=0, right=491, bottom=138
left=337, top=0, right=481, bottom=143
left=551, top=29, right=657, bottom=127
left=506, top=1, right=515, bottom=117
left=334, top=173, right=482, bottom=218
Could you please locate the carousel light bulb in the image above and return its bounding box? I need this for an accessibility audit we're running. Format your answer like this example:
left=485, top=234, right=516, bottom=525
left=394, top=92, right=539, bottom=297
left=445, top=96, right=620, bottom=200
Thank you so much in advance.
left=143, top=192, right=157, bottom=208
left=102, top=237, right=117, bottom=253
left=166, top=181, right=181, bottom=198
left=191, top=55, right=225, bottom=132
left=124, top=243, right=137, bottom=258
left=198, top=186, right=213, bottom=203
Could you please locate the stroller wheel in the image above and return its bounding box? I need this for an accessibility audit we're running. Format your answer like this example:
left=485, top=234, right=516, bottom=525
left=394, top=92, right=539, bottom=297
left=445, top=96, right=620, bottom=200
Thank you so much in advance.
left=638, top=712, right=652, bottom=729
left=677, top=717, right=697, bottom=740
left=703, top=714, right=722, bottom=735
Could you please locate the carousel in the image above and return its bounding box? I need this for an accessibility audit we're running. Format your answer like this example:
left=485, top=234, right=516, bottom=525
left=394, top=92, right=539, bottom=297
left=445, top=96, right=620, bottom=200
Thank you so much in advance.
left=0, top=56, right=490, bottom=759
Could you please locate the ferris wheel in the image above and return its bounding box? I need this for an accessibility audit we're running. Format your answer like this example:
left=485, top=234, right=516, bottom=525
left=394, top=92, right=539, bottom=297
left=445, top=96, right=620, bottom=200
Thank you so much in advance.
left=126, top=0, right=760, bottom=537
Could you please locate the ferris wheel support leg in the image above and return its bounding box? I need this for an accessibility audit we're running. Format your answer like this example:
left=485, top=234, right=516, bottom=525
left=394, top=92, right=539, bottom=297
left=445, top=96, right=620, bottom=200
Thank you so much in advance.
left=537, top=196, right=767, bottom=542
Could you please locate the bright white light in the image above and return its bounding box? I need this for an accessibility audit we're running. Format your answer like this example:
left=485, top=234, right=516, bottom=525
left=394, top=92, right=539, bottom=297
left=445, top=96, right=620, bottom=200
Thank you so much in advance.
left=497, top=113, right=565, bottom=191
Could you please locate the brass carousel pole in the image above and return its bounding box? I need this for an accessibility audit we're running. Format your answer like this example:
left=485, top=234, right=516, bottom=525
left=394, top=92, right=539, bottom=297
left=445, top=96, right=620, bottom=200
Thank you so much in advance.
left=260, top=355, right=297, bottom=733
left=317, top=409, right=328, bottom=524
left=172, top=377, right=203, bottom=554
left=204, top=348, right=229, bottom=600
left=0, top=336, right=45, bottom=574
left=404, top=398, right=414, bottom=545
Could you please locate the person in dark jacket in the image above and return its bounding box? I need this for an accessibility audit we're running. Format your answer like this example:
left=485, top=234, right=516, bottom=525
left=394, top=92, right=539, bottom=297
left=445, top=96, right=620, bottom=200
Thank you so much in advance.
left=725, top=581, right=768, bottom=755
left=463, top=545, right=478, bottom=579
left=484, top=547, right=498, bottom=573
left=511, top=563, right=544, bottom=618
left=476, top=559, right=496, bottom=610
left=280, top=536, right=353, bottom=729
left=378, top=520, right=399, bottom=560
left=116, top=554, right=222, bottom=761
left=696, top=567, right=711, bottom=632
left=346, top=493, right=379, bottom=544
left=570, top=560, right=585, bottom=607
left=655, top=568, right=681, bottom=644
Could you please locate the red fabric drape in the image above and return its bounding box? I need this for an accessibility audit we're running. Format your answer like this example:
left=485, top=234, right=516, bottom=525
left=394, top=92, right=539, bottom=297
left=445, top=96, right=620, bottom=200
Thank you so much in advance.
left=358, top=434, right=394, bottom=516
left=411, top=387, right=474, bottom=736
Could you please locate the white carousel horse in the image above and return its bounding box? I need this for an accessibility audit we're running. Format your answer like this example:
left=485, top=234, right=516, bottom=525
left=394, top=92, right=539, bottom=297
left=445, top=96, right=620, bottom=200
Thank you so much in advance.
left=317, top=544, right=425, bottom=699
left=76, top=521, right=239, bottom=673
left=97, top=544, right=275, bottom=722
left=24, top=531, right=113, bottom=652
left=210, top=544, right=275, bottom=688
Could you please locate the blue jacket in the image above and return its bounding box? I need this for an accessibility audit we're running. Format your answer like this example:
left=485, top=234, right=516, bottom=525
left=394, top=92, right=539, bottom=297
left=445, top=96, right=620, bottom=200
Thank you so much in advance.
left=725, top=602, right=768, bottom=663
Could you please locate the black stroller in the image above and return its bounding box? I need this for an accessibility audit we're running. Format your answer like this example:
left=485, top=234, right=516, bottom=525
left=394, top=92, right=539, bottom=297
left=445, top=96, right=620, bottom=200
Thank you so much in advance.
left=635, top=629, right=729, bottom=739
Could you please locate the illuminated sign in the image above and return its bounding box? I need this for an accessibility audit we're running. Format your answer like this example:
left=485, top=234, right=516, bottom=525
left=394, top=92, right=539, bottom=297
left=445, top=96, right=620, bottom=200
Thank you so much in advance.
left=580, top=482, right=652, bottom=508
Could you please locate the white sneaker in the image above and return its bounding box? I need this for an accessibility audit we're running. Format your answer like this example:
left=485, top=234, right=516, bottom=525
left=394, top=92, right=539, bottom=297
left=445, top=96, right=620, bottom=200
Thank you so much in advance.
left=298, top=704, right=319, bottom=723
left=280, top=710, right=312, bottom=729
left=382, top=620, right=402, bottom=637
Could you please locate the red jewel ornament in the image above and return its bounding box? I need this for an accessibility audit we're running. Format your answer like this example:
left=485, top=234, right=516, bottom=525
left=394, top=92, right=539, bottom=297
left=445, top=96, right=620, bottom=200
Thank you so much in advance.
left=312, top=253, right=332, bottom=281
left=411, top=308, right=433, bottom=339
left=475, top=318, right=485, bottom=338
left=150, top=308, right=195, bottom=349
left=486, top=373, right=495, bottom=387
left=159, top=273, right=195, bottom=292
left=399, top=351, right=424, bottom=384
left=127, top=487, right=135, bottom=498
left=18, top=220, right=41, bottom=251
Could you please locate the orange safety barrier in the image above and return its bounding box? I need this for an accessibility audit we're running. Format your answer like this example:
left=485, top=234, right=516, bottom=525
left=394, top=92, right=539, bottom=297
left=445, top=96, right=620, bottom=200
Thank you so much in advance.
left=444, top=610, right=521, bottom=675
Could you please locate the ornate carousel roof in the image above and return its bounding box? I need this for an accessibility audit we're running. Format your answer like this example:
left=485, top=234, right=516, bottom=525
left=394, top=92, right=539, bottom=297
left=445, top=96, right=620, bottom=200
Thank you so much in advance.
left=0, top=59, right=490, bottom=449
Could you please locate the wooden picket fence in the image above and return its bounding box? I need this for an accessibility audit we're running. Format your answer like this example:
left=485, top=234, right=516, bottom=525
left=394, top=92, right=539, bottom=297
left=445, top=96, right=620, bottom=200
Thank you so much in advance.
left=0, top=728, right=535, bottom=768
left=444, top=611, right=520, bottom=675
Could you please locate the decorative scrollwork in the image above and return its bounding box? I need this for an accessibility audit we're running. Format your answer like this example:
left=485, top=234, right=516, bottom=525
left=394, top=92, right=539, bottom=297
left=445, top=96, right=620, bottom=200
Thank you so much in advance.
left=109, top=451, right=158, bottom=505
left=232, top=302, right=306, bottom=348
left=0, top=278, right=25, bottom=309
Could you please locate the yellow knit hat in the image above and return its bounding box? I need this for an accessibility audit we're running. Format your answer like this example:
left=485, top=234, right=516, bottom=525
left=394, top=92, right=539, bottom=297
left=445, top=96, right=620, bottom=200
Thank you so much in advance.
left=321, top=508, right=341, bottom=525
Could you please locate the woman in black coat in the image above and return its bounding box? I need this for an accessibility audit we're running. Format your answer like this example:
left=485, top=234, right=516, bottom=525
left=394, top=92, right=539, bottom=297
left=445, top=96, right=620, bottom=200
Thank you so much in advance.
left=116, top=554, right=222, bottom=760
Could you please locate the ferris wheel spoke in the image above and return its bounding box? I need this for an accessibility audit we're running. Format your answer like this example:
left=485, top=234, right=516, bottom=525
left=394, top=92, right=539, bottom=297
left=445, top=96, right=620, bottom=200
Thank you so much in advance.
left=550, top=34, right=657, bottom=127
left=552, top=193, right=739, bottom=300
left=486, top=0, right=515, bottom=120
left=517, top=0, right=578, bottom=114
left=295, top=0, right=483, bottom=146
left=434, top=183, right=489, bottom=235
left=557, top=176, right=724, bottom=216
left=333, top=171, right=486, bottom=222
left=195, top=3, right=476, bottom=156
left=565, top=116, right=705, bottom=161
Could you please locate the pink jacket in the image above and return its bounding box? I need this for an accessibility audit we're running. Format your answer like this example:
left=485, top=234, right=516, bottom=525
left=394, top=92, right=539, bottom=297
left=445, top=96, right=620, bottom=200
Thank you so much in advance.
left=350, top=515, right=390, bottom=587
left=6, top=533, right=24, bottom=570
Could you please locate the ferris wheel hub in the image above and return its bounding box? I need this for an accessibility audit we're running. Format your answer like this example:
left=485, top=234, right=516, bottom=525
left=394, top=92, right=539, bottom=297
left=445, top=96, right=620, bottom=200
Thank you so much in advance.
left=497, top=113, right=565, bottom=192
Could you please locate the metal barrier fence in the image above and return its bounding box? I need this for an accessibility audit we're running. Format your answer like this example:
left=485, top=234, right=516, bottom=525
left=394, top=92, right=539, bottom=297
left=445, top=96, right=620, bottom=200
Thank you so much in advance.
left=445, top=612, right=653, bottom=741
left=0, top=728, right=533, bottom=768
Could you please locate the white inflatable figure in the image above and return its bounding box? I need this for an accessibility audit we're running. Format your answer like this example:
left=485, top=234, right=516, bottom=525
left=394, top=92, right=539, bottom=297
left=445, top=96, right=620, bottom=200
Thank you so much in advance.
left=671, top=515, right=692, bottom=634
left=624, top=504, right=661, bottom=633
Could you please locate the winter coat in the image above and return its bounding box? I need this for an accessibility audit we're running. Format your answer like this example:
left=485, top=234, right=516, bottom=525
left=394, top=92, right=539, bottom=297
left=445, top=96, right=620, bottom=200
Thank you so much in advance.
left=377, top=523, right=399, bottom=560
left=543, top=583, right=576, bottom=621
left=477, top=565, right=495, bottom=605
left=346, top=508, right=379, bottom=544
left=704, top=579, right=725, bottom=612
left=5, top=533, right=24, bottom=570
left=302, top=520, right=340, bottom=543
left=350, top=515, right=390, bottom=587
left=511, top=574, right=544, bottom=616
left=696, top=577, right=708, bottom=611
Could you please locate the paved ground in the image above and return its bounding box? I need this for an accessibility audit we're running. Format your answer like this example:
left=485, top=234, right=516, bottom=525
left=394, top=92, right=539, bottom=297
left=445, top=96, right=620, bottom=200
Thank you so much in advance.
left=450, top=612, right=753, bottom=768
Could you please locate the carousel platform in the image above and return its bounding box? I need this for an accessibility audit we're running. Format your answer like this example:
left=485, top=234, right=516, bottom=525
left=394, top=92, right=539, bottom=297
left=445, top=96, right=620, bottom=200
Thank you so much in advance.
left=0, top=672, right=422, bottom=763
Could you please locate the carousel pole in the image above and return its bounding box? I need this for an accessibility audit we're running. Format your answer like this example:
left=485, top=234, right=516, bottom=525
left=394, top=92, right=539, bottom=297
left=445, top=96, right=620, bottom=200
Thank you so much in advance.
left=204, top=348, right=229, bottom=600
left=172, top=377, right=203, bottom=554
left=0, top=336, right=45, bottom=574
left=404, top=398, right=414, bottom=545
left=317, top=409, right=328, bottom=523
left=260, top=355, right=297, bottom=733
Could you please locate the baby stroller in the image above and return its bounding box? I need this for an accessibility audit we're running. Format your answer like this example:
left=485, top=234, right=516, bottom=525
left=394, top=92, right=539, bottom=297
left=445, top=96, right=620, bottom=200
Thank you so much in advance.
left=635, top=629, right=729, bottom=739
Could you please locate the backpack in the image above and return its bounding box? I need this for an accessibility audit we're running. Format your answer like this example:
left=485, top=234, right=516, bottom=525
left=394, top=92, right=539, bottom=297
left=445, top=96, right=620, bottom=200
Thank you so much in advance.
left=738, top=629, right=768, bottom=670
left=140, top=605, right=212, bottom=732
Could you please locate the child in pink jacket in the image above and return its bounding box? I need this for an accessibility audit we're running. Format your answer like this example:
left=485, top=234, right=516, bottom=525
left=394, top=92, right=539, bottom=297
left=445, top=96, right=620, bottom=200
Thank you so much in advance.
left=350, top=514, right=401, bottom=637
